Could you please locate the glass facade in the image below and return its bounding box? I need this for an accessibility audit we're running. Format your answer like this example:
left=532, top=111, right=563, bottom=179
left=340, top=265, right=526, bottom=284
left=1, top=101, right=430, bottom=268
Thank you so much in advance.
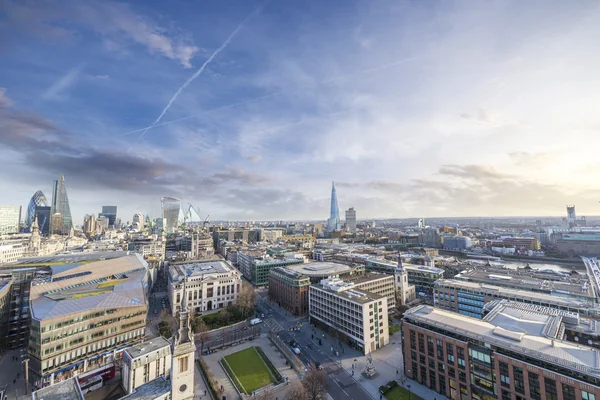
left=26, top=190, right=48, bottom=229
left=327, top=182, right=340, bottom=231
left=50, top=174, right=73, bottom=235
left=161, top=197, right=181, bottom=233
left=0, top=205, right=21, bottom=235
left=457, top=290, right=485, bottom=318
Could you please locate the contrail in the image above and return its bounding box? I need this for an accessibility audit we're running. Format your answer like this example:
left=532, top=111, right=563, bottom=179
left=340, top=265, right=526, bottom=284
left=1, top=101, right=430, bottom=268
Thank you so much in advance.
left=137, top=0, right=271, bottom=140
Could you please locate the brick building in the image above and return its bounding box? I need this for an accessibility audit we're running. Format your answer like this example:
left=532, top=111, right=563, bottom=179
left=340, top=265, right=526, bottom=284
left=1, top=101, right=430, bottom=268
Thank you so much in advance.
left=268, top=267, right=310, bottom=315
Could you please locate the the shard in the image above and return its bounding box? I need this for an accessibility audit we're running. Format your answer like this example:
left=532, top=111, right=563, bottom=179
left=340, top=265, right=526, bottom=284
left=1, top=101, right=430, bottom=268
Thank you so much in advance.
left=327, top=181, right=340, bottom=231
left=50, top=173, right=73, bottom=235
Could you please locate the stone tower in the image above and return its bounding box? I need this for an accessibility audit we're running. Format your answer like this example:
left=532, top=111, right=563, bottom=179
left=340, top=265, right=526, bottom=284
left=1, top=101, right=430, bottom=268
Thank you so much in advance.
left=29, top=215, right=41, bottom=255
left=171, top=275, right=196, bottom=400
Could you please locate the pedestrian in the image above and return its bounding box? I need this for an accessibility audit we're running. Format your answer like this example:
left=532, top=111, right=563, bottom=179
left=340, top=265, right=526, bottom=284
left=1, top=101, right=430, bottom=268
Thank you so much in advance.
left=396, top=369, right=398, bottom=375
left=13, top=379, right=16, bottom=384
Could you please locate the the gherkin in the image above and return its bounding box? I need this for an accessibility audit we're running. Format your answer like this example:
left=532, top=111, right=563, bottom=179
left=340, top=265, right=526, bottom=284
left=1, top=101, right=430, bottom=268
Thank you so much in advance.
left=26, top=190, right=48, bottom=228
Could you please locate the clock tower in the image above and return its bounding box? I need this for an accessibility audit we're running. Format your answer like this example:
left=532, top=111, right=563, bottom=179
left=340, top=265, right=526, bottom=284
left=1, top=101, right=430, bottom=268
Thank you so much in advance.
left=171, top=275, right=196, bottom=399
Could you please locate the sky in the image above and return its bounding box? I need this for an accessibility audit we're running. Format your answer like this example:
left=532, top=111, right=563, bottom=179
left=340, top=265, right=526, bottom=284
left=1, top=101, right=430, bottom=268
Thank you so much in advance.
left=2, top=0, right=600, bottom=224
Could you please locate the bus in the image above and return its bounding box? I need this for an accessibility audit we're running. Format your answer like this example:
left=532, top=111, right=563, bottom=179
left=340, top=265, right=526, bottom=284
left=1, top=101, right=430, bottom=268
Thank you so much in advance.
left=79, top=375, right=103, bottom=394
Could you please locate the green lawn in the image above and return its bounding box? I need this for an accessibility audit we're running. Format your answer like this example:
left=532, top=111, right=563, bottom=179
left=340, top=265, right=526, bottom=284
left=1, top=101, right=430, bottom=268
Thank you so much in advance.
left=385, top=386, right=424, bottom=400
left=221, top=347, right=276, bottom=394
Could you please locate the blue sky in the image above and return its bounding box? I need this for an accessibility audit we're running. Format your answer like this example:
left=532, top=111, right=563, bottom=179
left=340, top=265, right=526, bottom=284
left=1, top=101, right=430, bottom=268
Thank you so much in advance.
left=2, top=0, right=600, bottom=224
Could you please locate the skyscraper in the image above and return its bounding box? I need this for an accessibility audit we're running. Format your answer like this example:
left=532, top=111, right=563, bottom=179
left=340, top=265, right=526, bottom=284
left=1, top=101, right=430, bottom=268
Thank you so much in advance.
left=345, top=207, right=356, bottom=232
left=35, top=206, right=51, bottom=235
left=161, top=197, right=181, bottom=234
left=50, top=174, right=73, bottom=235
left=99, top=205, right=118, bottom=227
left=25, top=190, right=48, bottom=229
left=0, top=205, right=22, bottom=235
left=327, top=182, right=340, bottom=231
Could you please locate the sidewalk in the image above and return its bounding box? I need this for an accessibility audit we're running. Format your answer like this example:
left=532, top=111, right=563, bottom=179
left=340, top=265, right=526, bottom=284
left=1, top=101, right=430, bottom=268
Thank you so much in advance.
left=308, top=324, right=448, bottom=400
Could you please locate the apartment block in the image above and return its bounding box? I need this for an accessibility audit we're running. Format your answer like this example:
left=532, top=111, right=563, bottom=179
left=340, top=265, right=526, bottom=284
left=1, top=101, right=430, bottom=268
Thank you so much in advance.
left=309, top=278, right=389, bottom=355
left=402, top=302, right=600, bottom=400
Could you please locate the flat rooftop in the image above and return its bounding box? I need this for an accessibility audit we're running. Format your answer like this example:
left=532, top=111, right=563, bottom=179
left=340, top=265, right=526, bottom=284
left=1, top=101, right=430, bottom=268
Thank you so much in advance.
left=436, top=279, right=596, bottom=309
left=14, top=251, right=129, bottom=265
left=312, top=281, right=385, bottom=305
left=270, top=266, right=309, bottom=279
left=124, top=336, right=171, bottom=360
left=288, top=262, right=353, bottom=276
left=347, top=273, right=393, bottom=285
left=120, top=376, right=171, bottom=400
left=32, top=377, right=84, bottom=400
left=455, top=269, right=595, bottom=299
left=405, top=305, right=600, bottom=378
left=171, top=260, right=236, bottom=282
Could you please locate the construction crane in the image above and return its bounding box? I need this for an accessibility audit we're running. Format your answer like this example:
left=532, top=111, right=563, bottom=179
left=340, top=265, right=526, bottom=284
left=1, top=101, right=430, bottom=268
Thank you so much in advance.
left=203, top=215, right=210, bottom=229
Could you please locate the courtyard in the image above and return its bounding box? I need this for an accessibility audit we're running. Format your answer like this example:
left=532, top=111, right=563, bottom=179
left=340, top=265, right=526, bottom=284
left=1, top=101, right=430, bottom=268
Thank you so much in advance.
left=221, top=346, right=277, bottom=394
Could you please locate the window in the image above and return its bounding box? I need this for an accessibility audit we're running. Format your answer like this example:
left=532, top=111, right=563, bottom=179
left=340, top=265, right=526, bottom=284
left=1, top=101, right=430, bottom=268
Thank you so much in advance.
left=513, top=366, right=525, bottom=394
left=562, top=384, right=575, bottom=400
left=528, top=372, right=541, bottom=400
left=418, top=333, right=425, bottom=353
left=446, top=343, right=455, bottom=365
left=458, top=371, right=466, bottom=383
left=411, top=351, right=416, bottom=361
left=448, top=367, right=455, bottom=378
left=457, top=347, right=465, bottom=369
left=499, top=361, right=510, bottom=388
left=420, top=366, right=427, bottom=385
left=427, top=336, right=434, bottom=358
left=429, top=370, right=436, bottom=390
left=411, top=362, right=418, bottom=380
left=179, top=356, right=188, bottom=373
left=439, top=375, right=446, bottom=396
left=429, top=358, right=435, bottom=369
left=501, top=390, right=512, bottom=400
left=438, top=362, right=445, bottom=373
left=544, top=378, right=557, bottom=400
left=582, top=391, right=596, bottom=400
left=410, top=330, right=416, bottom=350
left=437, top=339, right=444, bottom=361
left=420, top=354, right=425, bottom=365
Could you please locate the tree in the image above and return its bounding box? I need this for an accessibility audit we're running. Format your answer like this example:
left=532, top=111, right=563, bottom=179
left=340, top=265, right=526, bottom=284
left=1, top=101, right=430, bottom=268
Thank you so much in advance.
left=219, top=309, right=231, bottom=325
left=286, top=382, right=308, bottom=400
left=256, top=389, right=276, bottom=400
left=302, top=366, right=327, bottom=400
left=236, top=281, right=256, bottom=318
left=194, top=319, right=210, bottom=352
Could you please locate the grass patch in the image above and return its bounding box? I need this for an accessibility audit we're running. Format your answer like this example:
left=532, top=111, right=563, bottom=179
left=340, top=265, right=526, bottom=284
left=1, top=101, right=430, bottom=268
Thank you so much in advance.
left=389, top=324, right=402, bottom=336
left=385, top=386, right=424, bottom=400
left=221, top=347, right=276, bottom=394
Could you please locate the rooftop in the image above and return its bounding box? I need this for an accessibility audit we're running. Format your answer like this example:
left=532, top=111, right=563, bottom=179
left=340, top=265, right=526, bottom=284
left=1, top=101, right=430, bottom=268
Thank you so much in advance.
left=269, top=266, right=309, bottom=280
left=171, top=259, right=237, bottom=282
left=120, top=376, right=171, bottom=400
left=288, top=261, right=353, bottom=277
left=405, top=304, right=600, bottom=378
left=312, top=279, right=384, bottom=305
left=124, top=336, right=171, bottom=360
left=32, top=377, right=84, bottom=400
left=347, top=273, right=393, bottom=285
left=14, top=251, right=129, bottom=265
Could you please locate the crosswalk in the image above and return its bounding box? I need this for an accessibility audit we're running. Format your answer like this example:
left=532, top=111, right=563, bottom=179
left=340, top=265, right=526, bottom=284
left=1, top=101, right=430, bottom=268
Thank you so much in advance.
left=264, top=318, right=284, bottom=332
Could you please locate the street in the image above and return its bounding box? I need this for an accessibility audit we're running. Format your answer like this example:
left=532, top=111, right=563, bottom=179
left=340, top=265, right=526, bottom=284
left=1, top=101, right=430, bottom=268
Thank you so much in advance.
left=256, top=291, right=374, bottom=400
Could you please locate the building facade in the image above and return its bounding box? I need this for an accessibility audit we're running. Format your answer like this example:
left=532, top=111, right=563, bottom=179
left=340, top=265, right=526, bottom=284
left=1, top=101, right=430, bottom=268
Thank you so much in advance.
left=268, top=267, right=310, bottom=316
left=161, top=197, right=181, bottom=234
left=168, top=259, right=242, bottom=314
left=327, top=182, right=340, bottom=231
left=347, top=273, right=396, bottom=309
left=345, top=207, right=357, bottom=232
left=309, top=278, right=389, bottom=355
left=0, top=205, right=22, bottom=235
left=237, top=251, right=304, bottom=286
left=50, top=174, right=73, bottom=235
left=122, top=337, right=172, bottom=394
left=443, top=235, right=473, bottom=250
left=100, top=206, right=118, bottom=227
left=26, top=191, right=49, bottom=230
left=402, top=303, right=600, bottom=400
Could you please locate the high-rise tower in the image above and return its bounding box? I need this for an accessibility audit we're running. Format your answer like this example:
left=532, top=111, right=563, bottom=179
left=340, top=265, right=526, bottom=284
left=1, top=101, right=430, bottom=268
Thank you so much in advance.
left=50, top=174, right=73, bottom=235
left=171, top=276, right=196, bottom=400
left=161, top=197, right=181, bottom=234
left=26, top=190, right=48, bottom=229
left=327, top=182, right=340, bottom=231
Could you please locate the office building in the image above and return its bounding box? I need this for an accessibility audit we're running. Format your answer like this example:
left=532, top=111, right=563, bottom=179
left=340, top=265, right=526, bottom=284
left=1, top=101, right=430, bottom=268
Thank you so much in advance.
left=309, top=278, right=389, bottom=354
left=212, top=228, right=261, bottom=247
left=420, top=227, right=442, bottom=248
left=35, top=206, right=51, bottom=235
left=99, top=205, right=118, bottom=227
left=167, top=259, right=242, bottom=314
left=132, top=213, right=144, bottom=230
left=556, top=234, right=600, bottom=257
left=27, top=255, right=149, bottom=386
left=161, top=197, right=181, bottom=234
left=26, top=191, right=48, bottom=229
left=128, top=237, right=166, bottom=260
left=366, top=259, right=444, bottom=298
left=268, top=267, right=310, bottom=316
left=287, top=261, right=357, bottom=283
left=31, top=377, right=84, bottom=400
left=122, top=336, right=172, bottom=394
left=345, top=207, right=357, bottom=232
left=0, top=279, right=10, bottom=350
left=443, top=235, right=473, bottom=250
left=50, top=174, right=73, bottom=235
left=327, top=182, right=340, bottom=231
left=237, top=251, right=303, bottom=286
left=347, top=273, right=396, bottom=309
left=402, top=302, right=600, bottom=400
left=7, top=267, right=36, bottom=349
left=83, top=214, right=97, bottom=235
left=502, top=237, right=541, bottom=251
left=0, top=205, right=22, bottom=235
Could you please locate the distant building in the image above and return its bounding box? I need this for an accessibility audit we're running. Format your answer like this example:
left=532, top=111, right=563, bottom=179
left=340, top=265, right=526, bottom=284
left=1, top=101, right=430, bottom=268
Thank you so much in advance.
left=50, top=174, right=73, bottom=235
left=132, top=213, right=144, bottom=230
left=402, top=303, right=600, bottom=400
left=443, top=235, right=472, bottom=250
left=345, top=207, right=357, bottom=232
left=502, top=237, right=541, bottom=250
left=35, top=206, right=51, bottom=235
left=161, top=197, right=181, bottom=234
left=83, top=214, right=97, bottom=235
left=26, top=191, right=48, bottom=230
left=327, top=182, right=340, bottom=231
left=0, top=205, right=21, bottom=235
left=309, top=278, right=389, bottom=354
left=237, top=251, right=303, bottom=285
left=212, top=228, right=260, bottom=248
left=556, top=233, right=600, bottom=257
left=420, top=227, right=442, bottom=248
left=286, top=261, right=357, bottom=283
left=366, top=259, right=444, bottom=298
left=99, top=205, right=117, bottom=227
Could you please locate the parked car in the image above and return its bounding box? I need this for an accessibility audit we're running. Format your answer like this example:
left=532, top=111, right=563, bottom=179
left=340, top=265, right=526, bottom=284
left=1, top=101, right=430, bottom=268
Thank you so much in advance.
left=315, top=362, right=323, bottom=370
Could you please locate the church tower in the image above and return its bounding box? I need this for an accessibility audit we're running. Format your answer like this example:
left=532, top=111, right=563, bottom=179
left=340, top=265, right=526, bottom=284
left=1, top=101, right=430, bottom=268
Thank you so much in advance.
left=394, top=251, right=412, bottom=306
left=29, top=215, right=41, bottom=255
left=171, top=275, right=196, bottom=400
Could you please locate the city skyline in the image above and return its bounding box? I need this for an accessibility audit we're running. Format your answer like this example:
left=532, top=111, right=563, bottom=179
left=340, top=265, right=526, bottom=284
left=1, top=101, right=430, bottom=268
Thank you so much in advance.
left=3, top=1, right=600, bottom=221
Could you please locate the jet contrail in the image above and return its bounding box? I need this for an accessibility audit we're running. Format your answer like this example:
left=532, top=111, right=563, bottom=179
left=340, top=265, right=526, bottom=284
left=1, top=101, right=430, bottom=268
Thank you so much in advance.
left=137, top=0, right=272, bottom=140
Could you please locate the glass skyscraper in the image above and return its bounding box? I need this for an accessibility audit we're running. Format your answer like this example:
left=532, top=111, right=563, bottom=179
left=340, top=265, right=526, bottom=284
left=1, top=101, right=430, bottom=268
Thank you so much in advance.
left=327, top=181, right=340, bottom=231
left=161, top=197, right=181, bottom=233
left=26, top=190, right=48, bottom=229
left=50, top=174, right=73, bottom=235
left=100, top=205, right=117, bottom=227
left=0, top=205, right=22, bottom=235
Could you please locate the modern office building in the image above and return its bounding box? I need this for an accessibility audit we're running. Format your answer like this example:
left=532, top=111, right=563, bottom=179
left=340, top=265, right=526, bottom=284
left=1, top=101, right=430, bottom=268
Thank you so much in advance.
left=161, top=197, right=181, bottom=234
left=27, top=255, right=149, bottom=386
left=83, top=214, right=97, bottom=235
left=237, top=251, right=304, bottom=286
left=366, top=259, right=444, bottom=298
left=268, top=267, right=311, bottom=316
left=309, top=278, right=389, bottom=354
left=434, top=279, right=600, bottom=318
left=402, top=302, right=600, bottom=400
left=26, top=191, right=49, bottom=229
left=327, top=182, right=340, bottom=231
left=35, top=206, right=51, bottom=235
left=347, top=273, right=396, bottom=309
left=212, top=228, right=261, bottom=248
left=167, top=259, right=242, bottom=314
left=7, top=267, right=36, bottom=349
left=443, top=235, right=473, bottom=250
left=122, top=336, right=172, bottom=394
left=287, top=261, right=357, bottom=283
left=50, top=174, right=73, bottom=235
left=0, top=205, right=22, bottom=235
left=99, top=205, right=118, bottom=227
left=345, top=207, right=357, bottom=232
left=0, top=279, right=10, bottom=350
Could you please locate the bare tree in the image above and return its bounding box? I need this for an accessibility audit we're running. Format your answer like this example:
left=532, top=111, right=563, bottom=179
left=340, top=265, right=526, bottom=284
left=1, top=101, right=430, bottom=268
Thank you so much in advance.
left=302, top=366, right=327, bottom=400
left=219, top=309, right=231, bottom=325
left=256, top=389, right=276, bottom=400
left=194, top=319, right=210, bottom=352
left=286, top=381, right=308, bottom=400
left=236, top=281, right=256, bottom=317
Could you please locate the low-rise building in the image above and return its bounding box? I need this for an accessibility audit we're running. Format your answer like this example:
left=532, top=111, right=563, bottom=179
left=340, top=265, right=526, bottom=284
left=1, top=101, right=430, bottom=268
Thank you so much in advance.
left=309, top=278, right=389, bottom=354
left=122, top=337, right=172, bottom=394
left=402, top=302, right=600, bottom=400
left=168, top=259, right=242, bottom=314
left=237, top=251, right=304, bottom=286
left=366, top=259, right=444, bottom=298
left=268, top=267, right=310, bottom=316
